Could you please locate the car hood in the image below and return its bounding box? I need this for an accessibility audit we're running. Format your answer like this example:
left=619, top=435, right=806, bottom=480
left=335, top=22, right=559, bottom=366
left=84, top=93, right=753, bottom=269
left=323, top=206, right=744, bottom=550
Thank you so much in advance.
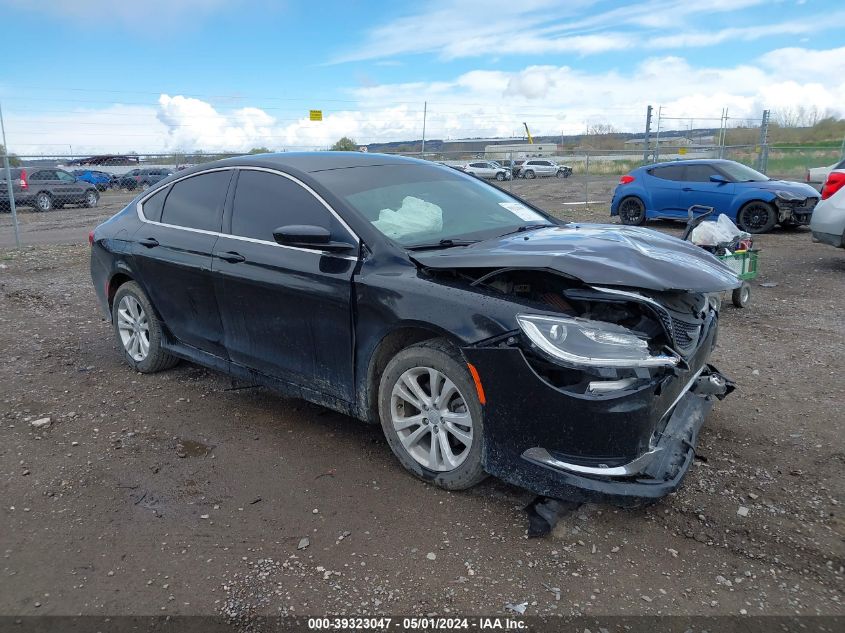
left=739, top=179, right=819, bottom=197
left=411, top=224, right=741, bottom=293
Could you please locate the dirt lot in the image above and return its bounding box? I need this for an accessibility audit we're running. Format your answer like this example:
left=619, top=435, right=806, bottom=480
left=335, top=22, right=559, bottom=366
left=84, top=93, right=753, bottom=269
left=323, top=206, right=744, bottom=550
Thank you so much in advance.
left=0, top=176, right=843, bottom=622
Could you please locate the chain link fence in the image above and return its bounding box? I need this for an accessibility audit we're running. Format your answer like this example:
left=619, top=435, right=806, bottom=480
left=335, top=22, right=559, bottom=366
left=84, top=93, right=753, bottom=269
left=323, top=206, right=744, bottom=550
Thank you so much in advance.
left=2, top=143, right=840, bottom=237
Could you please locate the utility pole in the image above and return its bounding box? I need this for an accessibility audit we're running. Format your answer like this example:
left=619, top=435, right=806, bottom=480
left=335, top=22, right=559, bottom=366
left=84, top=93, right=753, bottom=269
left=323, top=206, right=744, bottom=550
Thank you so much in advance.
left=643, top=105, right=653, bottom=162
left=654, top=106, right=663, bottom=162
left=717, top=108, right=728, bottom=159
left=756, top=109, right=770, bottom=172
left=420, top=101, right=427, bottom=157
left=0, top=102, right=21, bottom=249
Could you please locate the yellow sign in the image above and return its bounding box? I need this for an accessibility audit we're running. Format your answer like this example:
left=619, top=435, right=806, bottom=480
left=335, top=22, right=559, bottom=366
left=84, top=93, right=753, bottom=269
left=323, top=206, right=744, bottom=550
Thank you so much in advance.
left=309, top=110, right=323, bottom=121
left=678, top=147, right=687, bottom=155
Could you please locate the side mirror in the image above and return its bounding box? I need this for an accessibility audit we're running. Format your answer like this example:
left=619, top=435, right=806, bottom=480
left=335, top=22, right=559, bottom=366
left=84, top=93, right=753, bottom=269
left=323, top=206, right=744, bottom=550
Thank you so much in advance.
left=709, top=174, right=729, bottom=184
left=272, top=224, right=355, bottom=253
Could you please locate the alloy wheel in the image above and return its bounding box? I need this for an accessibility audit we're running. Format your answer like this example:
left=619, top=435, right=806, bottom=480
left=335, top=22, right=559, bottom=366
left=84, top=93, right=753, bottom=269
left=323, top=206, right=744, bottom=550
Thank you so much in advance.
left=390, top=366, right=474, bottom=472
left=619, top=197, right=645, bottom=225
left=116, top=295, right=150, bottom=361
left=738, top=202, right=774, bottom=233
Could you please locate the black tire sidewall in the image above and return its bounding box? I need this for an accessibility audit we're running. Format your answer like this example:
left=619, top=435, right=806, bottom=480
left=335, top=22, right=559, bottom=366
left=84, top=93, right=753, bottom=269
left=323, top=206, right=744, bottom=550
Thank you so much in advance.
left=378, top=340, right=486, bottom=490
left=738, top=202, right=776, bottom=234
left=111, top=281, right=175, bottom=373
left=619, top=196, right=646, bottom=225
left=85, top=190, right=99, bottom=207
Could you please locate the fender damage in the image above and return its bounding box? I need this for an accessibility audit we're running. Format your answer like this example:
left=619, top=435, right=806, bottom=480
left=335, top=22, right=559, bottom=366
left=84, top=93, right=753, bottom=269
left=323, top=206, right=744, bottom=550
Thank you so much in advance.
left=411, top=224, right=739, bottom=502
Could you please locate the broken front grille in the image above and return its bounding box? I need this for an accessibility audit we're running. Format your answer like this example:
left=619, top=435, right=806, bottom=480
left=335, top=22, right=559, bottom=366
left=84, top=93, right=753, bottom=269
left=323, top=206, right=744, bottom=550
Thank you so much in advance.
left=658, top=313, right=703, bottom=354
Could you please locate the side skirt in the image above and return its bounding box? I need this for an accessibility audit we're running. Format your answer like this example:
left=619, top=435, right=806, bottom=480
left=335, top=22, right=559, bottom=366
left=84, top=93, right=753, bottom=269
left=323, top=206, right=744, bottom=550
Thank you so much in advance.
left=160, top=339, right=359, bottom=419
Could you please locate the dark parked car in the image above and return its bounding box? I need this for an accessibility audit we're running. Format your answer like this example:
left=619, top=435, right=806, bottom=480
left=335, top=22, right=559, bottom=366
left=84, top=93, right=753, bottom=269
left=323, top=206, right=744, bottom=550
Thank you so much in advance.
left=611, top=159, right=820, bottom=233
left=72, top=169, right=113, bottom=191
left=1, top=168, right=99, bottom=211
left=116, top=168, right=173, bottom=191
left=90, top=153, right=738, bottom=502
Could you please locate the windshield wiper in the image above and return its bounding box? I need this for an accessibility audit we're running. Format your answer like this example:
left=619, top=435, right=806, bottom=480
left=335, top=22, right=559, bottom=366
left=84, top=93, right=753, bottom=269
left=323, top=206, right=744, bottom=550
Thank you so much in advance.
left=496, top=223, right=553, bottom=238
left=406, top=239, right=478, bottom=251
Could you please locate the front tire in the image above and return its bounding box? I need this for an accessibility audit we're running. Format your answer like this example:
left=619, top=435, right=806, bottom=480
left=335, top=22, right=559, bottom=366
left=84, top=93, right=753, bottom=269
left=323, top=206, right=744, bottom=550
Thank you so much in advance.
left=112, top=281, right=179, bottom=373
left=737, top=201, right=776, bottom=234
left=495, top=172, right=505, bottom=181
left=378, top=339, right=486, bottom=491
left=524, top=169, right=535, bottom=179
left=618, top=196, right=646, bottom=225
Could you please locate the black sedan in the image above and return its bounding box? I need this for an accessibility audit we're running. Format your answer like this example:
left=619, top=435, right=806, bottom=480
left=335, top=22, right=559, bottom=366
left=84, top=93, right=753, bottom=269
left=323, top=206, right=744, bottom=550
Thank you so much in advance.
left=90, top=153, right=739, bottom=503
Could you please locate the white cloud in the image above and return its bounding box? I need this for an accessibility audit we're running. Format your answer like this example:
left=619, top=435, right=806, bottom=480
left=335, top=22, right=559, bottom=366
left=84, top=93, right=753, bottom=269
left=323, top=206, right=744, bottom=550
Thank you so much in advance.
left=330, top=0, right=815, bottom=62
left=4, top=46, right=843, bottom=154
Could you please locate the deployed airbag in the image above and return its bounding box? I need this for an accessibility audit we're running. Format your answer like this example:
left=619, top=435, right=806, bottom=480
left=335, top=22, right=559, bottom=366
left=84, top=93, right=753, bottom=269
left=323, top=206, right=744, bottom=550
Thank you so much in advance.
left=372, top=196, right=443, bottom=239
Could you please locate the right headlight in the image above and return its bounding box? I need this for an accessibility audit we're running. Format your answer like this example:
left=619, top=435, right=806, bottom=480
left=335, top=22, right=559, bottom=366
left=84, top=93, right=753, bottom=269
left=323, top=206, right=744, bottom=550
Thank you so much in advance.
left=516, top=314, right=680, bottom=368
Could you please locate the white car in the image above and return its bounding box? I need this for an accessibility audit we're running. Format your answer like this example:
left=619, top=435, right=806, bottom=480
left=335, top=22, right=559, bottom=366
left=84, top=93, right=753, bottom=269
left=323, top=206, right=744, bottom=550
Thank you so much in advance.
left=519, top=159, right=573, bottom=179
left=806, top=158, right=845, bottom=184
left=810, top=170, right=845, bottom=248
left=462, top=161, right=511, bottom=181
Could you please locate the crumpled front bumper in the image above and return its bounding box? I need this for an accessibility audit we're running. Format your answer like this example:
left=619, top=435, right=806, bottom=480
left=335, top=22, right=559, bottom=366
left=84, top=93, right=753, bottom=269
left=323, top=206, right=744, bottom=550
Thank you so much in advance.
left=463, top=322, right=734, bottom=503
left=519, top=365, right=733, bottom=501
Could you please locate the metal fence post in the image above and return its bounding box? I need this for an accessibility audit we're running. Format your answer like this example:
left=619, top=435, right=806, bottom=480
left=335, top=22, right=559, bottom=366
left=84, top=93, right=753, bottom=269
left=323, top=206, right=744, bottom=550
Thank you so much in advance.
left=0, top=102, right=21, bottom=249
left=584, top=152, right=590, bottom=208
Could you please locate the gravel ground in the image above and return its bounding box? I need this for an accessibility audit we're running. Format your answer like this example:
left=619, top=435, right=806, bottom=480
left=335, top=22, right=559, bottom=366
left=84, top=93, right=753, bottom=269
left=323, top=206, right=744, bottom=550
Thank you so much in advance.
left=0, top=176, right=843, bottom=621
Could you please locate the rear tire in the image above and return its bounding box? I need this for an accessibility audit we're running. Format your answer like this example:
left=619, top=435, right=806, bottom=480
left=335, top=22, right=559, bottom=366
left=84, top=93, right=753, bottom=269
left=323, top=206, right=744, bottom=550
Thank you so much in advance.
left=83, top=190, right=99, bottom=208
left=35, top=192, right=53, bottom=212
left=737, top=201, right=776, bottom=234
left=618, top=196, right=646, bottom=226
left=378, top=339, right=487, bottom=491
left=112, top=281, right=179, bottom=374
left=524, top=169, right=535, bottom=179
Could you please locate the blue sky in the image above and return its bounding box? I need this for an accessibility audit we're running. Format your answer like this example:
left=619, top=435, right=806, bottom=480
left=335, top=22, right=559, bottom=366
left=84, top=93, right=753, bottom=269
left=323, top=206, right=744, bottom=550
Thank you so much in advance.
left=1, top=0, right=843, bottom=153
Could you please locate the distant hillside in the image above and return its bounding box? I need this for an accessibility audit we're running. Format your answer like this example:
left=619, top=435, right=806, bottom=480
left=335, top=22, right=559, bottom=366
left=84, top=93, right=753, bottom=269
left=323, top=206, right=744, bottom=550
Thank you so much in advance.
left=364, top=128, right=723, bottom=154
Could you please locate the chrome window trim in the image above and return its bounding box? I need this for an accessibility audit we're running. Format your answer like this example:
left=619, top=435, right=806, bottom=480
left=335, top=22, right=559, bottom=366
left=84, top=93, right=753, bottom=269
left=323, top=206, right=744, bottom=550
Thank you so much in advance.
left=135, top=165, right=360, bottom=261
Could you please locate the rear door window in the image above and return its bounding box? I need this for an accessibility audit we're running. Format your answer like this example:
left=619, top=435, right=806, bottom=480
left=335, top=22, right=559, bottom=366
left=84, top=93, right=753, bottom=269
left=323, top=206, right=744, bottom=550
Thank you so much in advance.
left=650, top=165, right=686, bottom=181
left=230, top=170, right=336, bottom=242
left=160, top=170, right=231, bottom=232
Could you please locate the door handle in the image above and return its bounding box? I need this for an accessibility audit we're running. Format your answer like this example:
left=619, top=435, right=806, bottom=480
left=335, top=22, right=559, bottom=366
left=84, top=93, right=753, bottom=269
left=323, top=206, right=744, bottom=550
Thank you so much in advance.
left=218, top=251, right=246, bottom=263
left=139, top=237, right=159, bottom=248
left=682, top=187, right=693, bottom=191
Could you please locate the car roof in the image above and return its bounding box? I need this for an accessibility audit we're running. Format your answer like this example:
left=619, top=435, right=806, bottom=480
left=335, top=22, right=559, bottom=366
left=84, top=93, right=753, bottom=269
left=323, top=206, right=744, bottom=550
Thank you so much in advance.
left=641, top=158, right=740, bottom=170
left=179, top=152, right=427, bottom=179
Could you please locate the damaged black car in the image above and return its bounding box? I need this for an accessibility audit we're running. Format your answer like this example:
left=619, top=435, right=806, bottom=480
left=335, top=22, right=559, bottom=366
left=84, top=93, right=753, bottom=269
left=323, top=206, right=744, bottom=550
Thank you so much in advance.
left=90, top=153, right=739, bottom=503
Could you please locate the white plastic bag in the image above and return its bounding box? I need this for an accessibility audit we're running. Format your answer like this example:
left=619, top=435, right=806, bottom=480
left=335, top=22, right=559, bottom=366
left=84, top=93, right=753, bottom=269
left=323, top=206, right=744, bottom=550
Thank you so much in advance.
left=690, top=214, right=750, bottom=247
left=371, top=196, right=443, bottom=239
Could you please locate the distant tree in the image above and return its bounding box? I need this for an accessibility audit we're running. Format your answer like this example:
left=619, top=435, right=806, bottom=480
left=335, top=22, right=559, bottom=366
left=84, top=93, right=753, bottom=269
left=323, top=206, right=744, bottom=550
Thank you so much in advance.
left=330, top=137, right=358, bottom=151
left=248, top=147, right=271, bottom=154
left=772, top=106, right=822, bottom=129
left=580, top=123, right=623, bottom=150
left=0, top=144, right=21, bottom=167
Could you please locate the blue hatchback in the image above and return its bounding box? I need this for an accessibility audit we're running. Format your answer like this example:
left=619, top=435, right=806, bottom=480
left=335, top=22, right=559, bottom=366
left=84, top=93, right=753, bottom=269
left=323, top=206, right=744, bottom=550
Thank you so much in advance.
left=72, top=169, right=113, bottom=192
left=610, top=159, right=820, bottom=233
